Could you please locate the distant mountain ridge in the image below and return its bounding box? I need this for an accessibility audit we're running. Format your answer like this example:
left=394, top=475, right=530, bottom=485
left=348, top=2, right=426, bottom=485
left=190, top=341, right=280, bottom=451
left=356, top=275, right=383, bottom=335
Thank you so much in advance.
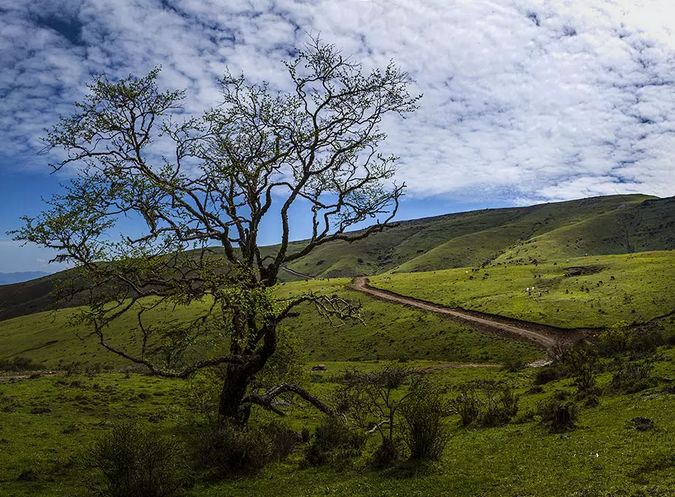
left=0, top=271, right=49, bottom=285
left=0, top=194, right=673, bottom=321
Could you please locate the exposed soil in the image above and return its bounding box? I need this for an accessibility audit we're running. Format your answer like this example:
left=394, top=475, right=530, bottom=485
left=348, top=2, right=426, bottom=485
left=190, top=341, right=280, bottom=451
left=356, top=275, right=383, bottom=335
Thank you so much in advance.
left=350, top=277, right=593, bottom=352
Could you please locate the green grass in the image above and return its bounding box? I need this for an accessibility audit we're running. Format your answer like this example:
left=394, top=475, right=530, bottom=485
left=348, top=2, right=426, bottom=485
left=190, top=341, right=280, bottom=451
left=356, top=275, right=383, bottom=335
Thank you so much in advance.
left=0, top=278, right=542, bottom=369
left=1, top=350, right=673, bottom=497
left=372, top=251, right=675, bottom=329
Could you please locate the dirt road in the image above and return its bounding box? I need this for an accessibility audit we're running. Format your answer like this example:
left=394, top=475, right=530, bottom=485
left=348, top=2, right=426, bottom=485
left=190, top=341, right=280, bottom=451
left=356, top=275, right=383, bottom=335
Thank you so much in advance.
left=350, top=277, right=586, bottom=351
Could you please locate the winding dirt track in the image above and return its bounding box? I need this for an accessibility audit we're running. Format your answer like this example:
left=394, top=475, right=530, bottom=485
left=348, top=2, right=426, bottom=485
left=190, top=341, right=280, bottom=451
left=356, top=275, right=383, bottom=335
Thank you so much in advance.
left=350, top=277, right=587, bottom=352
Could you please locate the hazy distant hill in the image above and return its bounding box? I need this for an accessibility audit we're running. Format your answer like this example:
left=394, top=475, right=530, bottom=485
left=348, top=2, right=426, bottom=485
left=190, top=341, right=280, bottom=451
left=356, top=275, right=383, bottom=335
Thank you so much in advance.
left=0, top=194, right=673, bottom=321
left=0, top=271, right=48, bottom=285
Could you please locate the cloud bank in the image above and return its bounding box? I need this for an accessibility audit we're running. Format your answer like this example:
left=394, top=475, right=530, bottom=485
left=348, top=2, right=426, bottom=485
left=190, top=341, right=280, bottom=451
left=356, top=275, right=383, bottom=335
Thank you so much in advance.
left=1, top=0, right=674, bottom=204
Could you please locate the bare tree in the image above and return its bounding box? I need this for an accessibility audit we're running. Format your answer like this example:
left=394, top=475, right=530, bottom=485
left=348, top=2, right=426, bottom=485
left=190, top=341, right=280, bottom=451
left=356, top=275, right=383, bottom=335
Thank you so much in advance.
left=14, top=38, right=419, bottom=425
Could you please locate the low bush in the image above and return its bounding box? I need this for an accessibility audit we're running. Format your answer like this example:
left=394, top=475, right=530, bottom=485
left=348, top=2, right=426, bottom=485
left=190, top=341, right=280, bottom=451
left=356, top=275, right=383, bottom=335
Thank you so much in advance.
left=573, top=366, right=601, bottom=407
left=538, top=391, right=578, bottom=433
left=260, top=421, right=300, bottom=461
left=302, top=417, right=365, bottom=467
left=89, top=422, right=186, bottom=497
left=192, top=422, right=273, bottom=478
left=502, top=357, right=526, bottom=372
left=533, top=365, right=565, bottom=385
left=597, top=324, right=665, bottom=359
left=0, top=356, right=44, bottom=372
left=610, top=361, right=657, bottom=393
left=400, top=378, right=449, bottom=461
left=452, top=386, right=480, bottom=426
left=479, top=382, right=518, bottom=427
left=371, top=438, right=399, bottom=467
left=452, top=381, right=518, bottom=428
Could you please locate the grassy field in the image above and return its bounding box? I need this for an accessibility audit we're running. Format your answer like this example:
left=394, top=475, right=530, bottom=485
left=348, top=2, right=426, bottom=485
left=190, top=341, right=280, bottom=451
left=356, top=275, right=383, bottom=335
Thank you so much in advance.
left=0, top=277, right=542, bottom=369
left=372, top=251, right=675, bottom=329
left=1, top=350, right=674, bottom=497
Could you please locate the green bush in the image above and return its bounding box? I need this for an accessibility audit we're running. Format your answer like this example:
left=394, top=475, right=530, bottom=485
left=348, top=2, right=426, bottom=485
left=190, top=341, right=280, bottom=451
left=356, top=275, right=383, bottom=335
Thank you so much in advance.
left=610, top=361, right=657, bottom=393
left=452, top=381, right=518, bottom=428
left=90, top=422, right=186, bottom=497
left=302, top=417, right=365, bottom=467
left=260, top=421, right=300, bottom=461
left=0, top=356, right=44, bottom=372
left=370, top=438, right=399, bottom=467
left=533, top=365, right=565, bottom=385
left=453, top=386, right=480, bottom=426
left=400, top=378, right=449, bottom=461
left=538, top=391, right=578, bottom=433
left=193, top=422, right=273, bottom=478
left=597, top=325, right=664, bottom=358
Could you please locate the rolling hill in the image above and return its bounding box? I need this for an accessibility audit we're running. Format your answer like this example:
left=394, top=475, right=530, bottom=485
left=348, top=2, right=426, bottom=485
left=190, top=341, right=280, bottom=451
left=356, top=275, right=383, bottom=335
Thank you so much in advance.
left=1, top=194, right=673, bottom=321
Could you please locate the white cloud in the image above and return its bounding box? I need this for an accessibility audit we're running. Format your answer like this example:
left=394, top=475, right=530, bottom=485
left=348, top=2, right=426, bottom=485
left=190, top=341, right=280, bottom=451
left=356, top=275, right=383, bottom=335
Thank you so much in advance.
left=0, top=0, right=673, bottom=203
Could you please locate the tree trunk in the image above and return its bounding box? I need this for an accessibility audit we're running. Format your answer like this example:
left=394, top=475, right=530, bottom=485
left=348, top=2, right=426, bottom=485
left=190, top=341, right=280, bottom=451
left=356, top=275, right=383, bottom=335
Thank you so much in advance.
left=218, top=320, right=277, bottom=426
left=218, top=363, right=253, bottom=426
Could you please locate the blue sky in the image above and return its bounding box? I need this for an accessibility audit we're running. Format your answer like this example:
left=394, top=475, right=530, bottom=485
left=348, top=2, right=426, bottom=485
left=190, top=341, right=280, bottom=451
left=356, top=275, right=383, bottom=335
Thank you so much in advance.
left=1, top=0, right=674, bottom=273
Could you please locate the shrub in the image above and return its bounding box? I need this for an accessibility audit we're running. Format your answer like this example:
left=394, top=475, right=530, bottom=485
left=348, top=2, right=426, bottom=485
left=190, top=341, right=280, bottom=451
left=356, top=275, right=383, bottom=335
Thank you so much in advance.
left=193, top=422, right=273, bottom=478
left=400, top=378, right=449, bottom=461
left=597, top=321, right=665, bottom=359
left=371, top=438, right=399, bottom=467
left=452, top=386, right=480, bottom=426
left=627, top=329, right=664, bottom=358
left=0, top=356, right=44, bottom=372
left=260, top=421, right=300, bottom=461
left=533, top=365, right=565, bottom=385
left=302, top=417, right=365, bottom=467
left=611, top=361, right=657, bottom=393
left=538, top=391, right=578, bottom=433
left=452, top=381, right=518, bottom=428
left=479, top=382, right=518, bottom=427
left=333, top=365, right=411, bottom=464
left=573, top=366, right=600, bottom=407
left=502, top=357, right=526, bottom=372
left=90, top=422, right=186, bottom=497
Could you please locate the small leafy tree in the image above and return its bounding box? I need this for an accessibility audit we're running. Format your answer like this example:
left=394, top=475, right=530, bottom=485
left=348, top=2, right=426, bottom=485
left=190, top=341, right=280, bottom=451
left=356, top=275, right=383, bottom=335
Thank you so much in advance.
left=14, top=39, right=419, bottom=426
left=335, top=366, right=412, bottom=463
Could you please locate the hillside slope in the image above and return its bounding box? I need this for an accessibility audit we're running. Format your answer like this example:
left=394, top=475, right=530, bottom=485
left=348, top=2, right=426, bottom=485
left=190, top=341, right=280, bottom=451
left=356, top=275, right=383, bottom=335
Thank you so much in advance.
left=1, top=194, right=673, bottom=321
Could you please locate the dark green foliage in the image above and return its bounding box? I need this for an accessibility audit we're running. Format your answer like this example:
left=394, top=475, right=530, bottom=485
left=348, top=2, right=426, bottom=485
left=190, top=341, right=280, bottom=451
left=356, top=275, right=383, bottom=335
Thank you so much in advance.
left=610, top=360, right=657, bottom=393
left=453, top=386, right=481, bottom=426
left=573, top=365, right=600, bottom=407
left=371, top=439, right=399, bottom=467
left=192, top=422, right=275, bottom=478
left=260, top=421, right=300, bottom=461
left=538, top=391, right=578, bottom=433
left=302, top=417, right=366, bottom=467
left=0, top=356, right=45, bottom=372
left=597, top=325, right=665, bottom=358
left=533, top=365, right=565, bottom=385
left=400, top=378, right=450, bottom=461
left=452, top=381, right=518, bottom=428
left=89, top=422, right=186, bottom=497
left=502, top=357, right=526, bottom=372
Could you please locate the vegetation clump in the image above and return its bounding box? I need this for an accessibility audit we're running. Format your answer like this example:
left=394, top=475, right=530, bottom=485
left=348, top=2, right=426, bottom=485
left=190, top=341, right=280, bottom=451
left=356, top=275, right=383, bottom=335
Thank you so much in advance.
left=90, top=422, right=187, bottom=497
left=399, top=378, right=450, bottom=461
left=538, top=391, right=578, bottom=433
left=0, top=356, right=44, bottom=372
left=302, top=417, right=366, bottom=468
left=452, top=380, right=519, bottom=428
left=610, top=360, right=657, bottom=394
